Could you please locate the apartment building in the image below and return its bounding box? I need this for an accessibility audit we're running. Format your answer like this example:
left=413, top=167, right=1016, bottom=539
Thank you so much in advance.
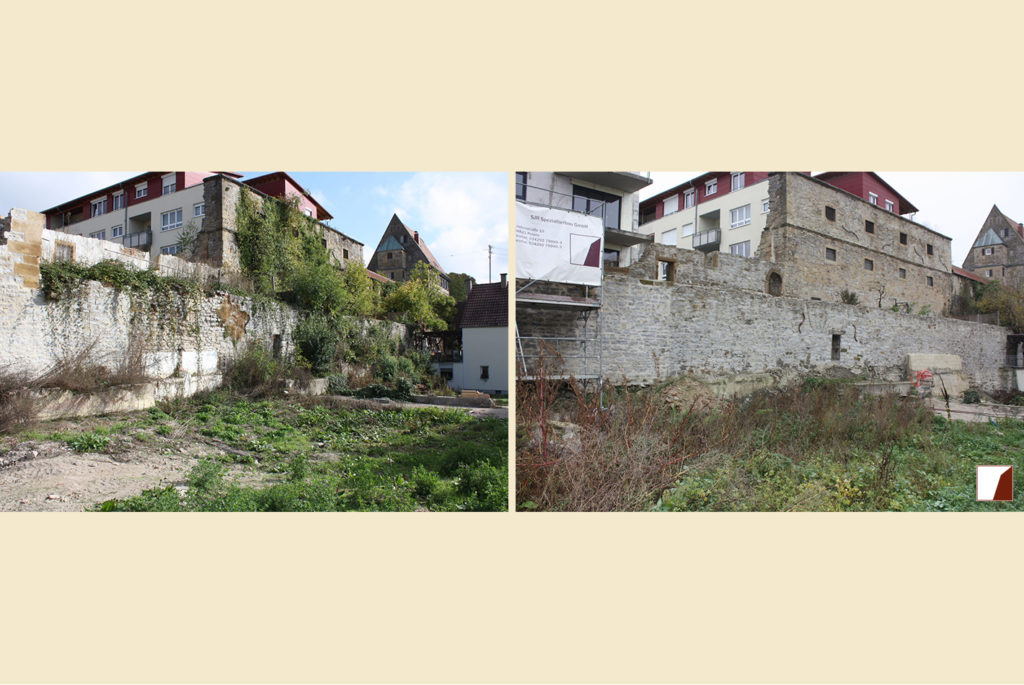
left=42, top=171, right=340, bottom=263
left=515, top=171, right=653, bottom=267
left=367, top=214, right=450, bottom=293
left=961, top=204, right=1024, bottom=288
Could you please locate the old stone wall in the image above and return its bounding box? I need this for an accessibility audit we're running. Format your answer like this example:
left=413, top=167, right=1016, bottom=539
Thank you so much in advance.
left=758, top=173, right=953, bottom=312
left=518, top=267, right=1014, bottom=393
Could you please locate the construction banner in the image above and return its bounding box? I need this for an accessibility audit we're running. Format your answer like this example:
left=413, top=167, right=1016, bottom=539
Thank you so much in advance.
left=514, top=201, right=603, bottom=286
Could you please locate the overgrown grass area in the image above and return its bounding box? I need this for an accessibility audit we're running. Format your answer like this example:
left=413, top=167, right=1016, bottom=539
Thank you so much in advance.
left=517, top=377, right=1024, bottom=512
left=92, top=392, right=506, bottom=511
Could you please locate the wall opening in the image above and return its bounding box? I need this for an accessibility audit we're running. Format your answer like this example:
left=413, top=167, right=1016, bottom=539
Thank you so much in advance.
left=831, top=334, right=841, bottom=361
left=272, top=334, right=282, bottom=360
left=657, top=260, right=676, bottom=282
left=1007, top=334, right=1024, bottom=368
left=767, top=271, right=782, bottom=296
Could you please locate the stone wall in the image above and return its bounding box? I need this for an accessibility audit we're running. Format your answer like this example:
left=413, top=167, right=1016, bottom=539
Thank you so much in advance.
left=0, top=210, right=408, bottom=410
left=518, top=265, right=1015, bottom=393
left=758, top=173, right=954, bottom=312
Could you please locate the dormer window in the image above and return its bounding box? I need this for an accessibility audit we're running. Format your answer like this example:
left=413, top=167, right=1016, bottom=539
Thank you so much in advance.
left=731, top=172, right=745, bottom=191
left=91, top=198, right=107, bottom=217
left=135, top=182, right=148, bottom=199
left=683, top=189, right=695, bottom=208
left=885, top=199, right=895, bottom=212
left=161, top=173, right=176, bottom=195
left=705, top=179, right=717, bottom=196
left=869, top=192, right=878, bottom=205
left=663, top=194, right=679, bottom=215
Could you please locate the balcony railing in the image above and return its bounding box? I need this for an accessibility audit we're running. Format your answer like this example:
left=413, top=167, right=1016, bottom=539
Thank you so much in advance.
left=517, top=183, right=622, bottom=231
left=432, top=350, right=463, bottom=363
left=692, top=228, right=721, bottom=252
left=123, top=231, right=152, bottom=250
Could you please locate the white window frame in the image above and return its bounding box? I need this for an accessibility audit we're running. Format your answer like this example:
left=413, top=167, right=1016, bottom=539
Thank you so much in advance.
left=729, top=240, right=751, bottom=258
left=983, top=247, right=994, bottom=256
left=161, top=173, right=176, bottom=196
left=89, top=230, right=106, bottom=240
left=729, top=204, right=751, bottom=228
left=731, top=172, right=745, bottom=191
left=705, top=179, right=717, bottom=196
left=683, top=189, right=695, bottom=208
left=661, top=228, right=677, bottom=246
left=986, top=269, right=993, bottom=278
left=161, top=208, right=183, bottom=231
left=193, top=203, right=205, bottom=217
left=91, top=198, right=107, bottom=217
left=112, top=192, right=124, bottom=211
left=662, top=194, right=679, bottom=216
left=135, top=183, right=148, bottom=199
left=111, top=225, right=124, bottom=238
left=868, top=192, right=878, bottom=205
left=885, top=199, right=895, bottom=212
left=160, top=245, right=182, bottom=256
left=681, top=223, right=694, bottom=237
left=762, top=199, right=770, bottom=214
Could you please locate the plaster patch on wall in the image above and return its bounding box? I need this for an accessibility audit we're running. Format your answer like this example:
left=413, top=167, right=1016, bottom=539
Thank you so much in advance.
left=216, top=294, right=251, bottom=342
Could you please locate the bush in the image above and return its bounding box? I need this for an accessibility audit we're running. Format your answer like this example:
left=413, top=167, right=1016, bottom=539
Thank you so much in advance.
left=327, top=374, right=348, bottom=394
left=293, top=314, right=338, bottom=376
left=839, top=289, right=860, bottom=305
left=223, top=344, right=290, bottom=397
left=291, top=262, right=348, bottom=317
left=962, top=389, right=981, bottom=404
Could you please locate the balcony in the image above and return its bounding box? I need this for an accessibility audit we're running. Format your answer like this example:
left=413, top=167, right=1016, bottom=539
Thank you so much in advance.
left=692, top=228, right=721, bottom=252
left=123, top=231, right=152, bottom=250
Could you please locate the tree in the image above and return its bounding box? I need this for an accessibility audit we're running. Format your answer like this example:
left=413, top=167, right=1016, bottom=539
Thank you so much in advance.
left=976, top=280, right=1024, bottom=332
left=447, top=272, right=475, bottom=302
left=338, top=261, right=380, bottom=317
left=383, top=262, right=456, bottom=332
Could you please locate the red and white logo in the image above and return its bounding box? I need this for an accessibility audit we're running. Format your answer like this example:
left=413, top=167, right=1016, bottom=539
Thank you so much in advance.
left=976, top=466, right=1013, bottom=502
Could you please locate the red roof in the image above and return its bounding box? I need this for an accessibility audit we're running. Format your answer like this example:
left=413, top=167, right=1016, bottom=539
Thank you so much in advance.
left=952, top=266, right=989, bottom=284
left=243, top=171, right=332, bottom=221
left=459, top=282, right=508, bottom=328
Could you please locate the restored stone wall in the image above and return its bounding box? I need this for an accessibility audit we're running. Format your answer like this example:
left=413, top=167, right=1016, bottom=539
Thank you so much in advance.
left=518, top=267, right=1014, bottom=393
left=758, top=173, right=953, bottom=312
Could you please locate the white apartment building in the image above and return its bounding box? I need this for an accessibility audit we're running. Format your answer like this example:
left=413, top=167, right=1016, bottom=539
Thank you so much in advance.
left=638, top=171, right=771, bottom=259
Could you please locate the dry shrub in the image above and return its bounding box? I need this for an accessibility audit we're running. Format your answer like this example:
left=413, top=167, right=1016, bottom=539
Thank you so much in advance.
left=517, top=358, right=932, bottom=511
left=0, top=367, right=37, bottom=433
left=37, top=337, right=151, bottom=393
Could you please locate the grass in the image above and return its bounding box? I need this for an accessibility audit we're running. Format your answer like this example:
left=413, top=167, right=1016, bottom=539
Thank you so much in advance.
left=92, top=391, right=507, bottom=511
left=517, top=376, right=1024, bottom=512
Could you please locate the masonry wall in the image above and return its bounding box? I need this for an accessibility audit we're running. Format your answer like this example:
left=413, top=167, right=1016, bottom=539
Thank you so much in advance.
left=517, top=256, right=1014, bottom=393
left=758, top=173, right=953, bottom=312
left=0, top=210, right=406, bottom=406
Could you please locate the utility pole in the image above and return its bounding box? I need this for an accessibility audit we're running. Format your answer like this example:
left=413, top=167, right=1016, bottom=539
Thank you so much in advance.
left=488, top=244, right=492, bottom=282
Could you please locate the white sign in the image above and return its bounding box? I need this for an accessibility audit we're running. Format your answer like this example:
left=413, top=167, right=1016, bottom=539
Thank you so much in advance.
left=515, top=201, right=603, bottom=286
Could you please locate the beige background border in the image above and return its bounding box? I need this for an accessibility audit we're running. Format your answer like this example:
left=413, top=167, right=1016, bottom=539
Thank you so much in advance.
left=3, top=0, right=1024, bottom=681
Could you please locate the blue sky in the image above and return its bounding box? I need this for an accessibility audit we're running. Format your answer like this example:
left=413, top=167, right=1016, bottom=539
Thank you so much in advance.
left=642, top=172, right=1024, bottom=267
left=0, top=171, right=509, bottom=284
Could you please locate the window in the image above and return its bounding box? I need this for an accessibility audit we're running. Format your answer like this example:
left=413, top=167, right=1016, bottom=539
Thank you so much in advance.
left=762, top=199, right=770, bottom=214
left=825, top=206, right=836, bottom=221
left=661, top=228, right=677, bottom=246
left=135, top=182, right=148, bottom=199
left=705, top=179, right=717, bottom=196
left=160, top=245, right=182, bottom=256
left=89, top=230, right=106, bottom=240
left=160, top=208, right=183, bottom=231
left=899, top=268, right=906, bottom=279
left=683, top=189, right=695, bottom=208
left=865, top=220, right=874, bottom=234
left=572, top=185, right=621, bottom=230
left=387, top=252, right=393, bottom=261
left=343, top=249, right=349, bottom=259
left=112, top=192, right=124, bottom=211
left=885, top=199, right=895, bottom=212
left=515, top=172, right=526, bottom=200
left=681, top=223, right=694, bottom=237
left=825, top=248, right=837, bottom=261
left=603, top=249, right=620, bottom=267
left=927, top=276, right=934, bottom=286
left=926, top=243, right=933, bottom=256
left=729, top=204, right=751, bottom=228
left=91, top=198, right=107, bottom=217
left=987, top=269, right=993, bottom=277
left=54, top=243, right=73, bottom=262
left=899, top=232, right=907, bottom=245
left=983, top=247, right=994, bottom=256
left=1003, top=228, right=1010, bottom=238
left=111, top=225, right=123, bottom=238
left=658, top=261, right=674, bottom=281
left=193, top=203, right=205, bottom=217
left=480, top=366, right=489, bottom=380
left=731, top=172, right=745, bottom=191
left=864, top=258, right=874, bottom=271
left=161, top=173, right=176, bottom=195
left=729, top=240, right=751, bottom=258
left=869, top=192, right=878, bottom=205
left=663, top=194, right=679, bottom=216
left=832, top=334, right=841, bottom=361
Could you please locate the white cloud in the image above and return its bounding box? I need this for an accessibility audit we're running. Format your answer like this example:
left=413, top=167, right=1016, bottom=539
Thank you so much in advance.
left=393, top=172, right=508, bottom=284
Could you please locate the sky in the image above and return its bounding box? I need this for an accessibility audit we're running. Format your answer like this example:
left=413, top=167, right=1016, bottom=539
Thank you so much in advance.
left=0, top=171, right=509, bottom=284
left=640, top=172, right=1024, bottom=267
